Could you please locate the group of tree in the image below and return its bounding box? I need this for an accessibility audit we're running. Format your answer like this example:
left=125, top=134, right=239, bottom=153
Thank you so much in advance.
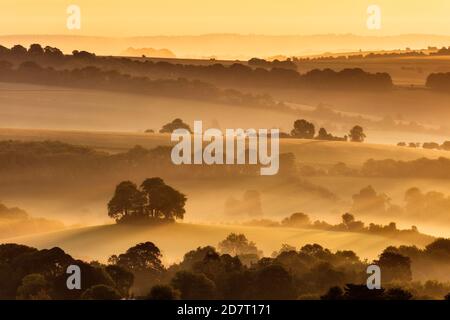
left=0, top=58, right=286, bottom=111
left=248, top=58, right=297, bottom=70
left=251, top=210, right=432, bottom=245
left=159, top=118, right=192, bottom=134
left=108, top=178, right=186, bottom=224
left=289, top=119, right=366, bottom=142
left=0, top=44, right=393, bottom=91
left=0, top=140, right=300, bottom=189
left=0, top=244, right=133, bottom=299
left=2, top=235, right=450, bottom=300
left=398, top=141, right=450, bottom=151
left=296, top=50, right=427, bottom=62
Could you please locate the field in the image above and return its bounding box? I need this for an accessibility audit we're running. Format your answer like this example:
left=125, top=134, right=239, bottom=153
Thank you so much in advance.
left=5, top=222, right=412, bottom=264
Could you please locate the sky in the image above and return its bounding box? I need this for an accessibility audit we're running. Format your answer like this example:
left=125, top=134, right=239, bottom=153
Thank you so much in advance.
left=2, top=0, right=450, bottom=36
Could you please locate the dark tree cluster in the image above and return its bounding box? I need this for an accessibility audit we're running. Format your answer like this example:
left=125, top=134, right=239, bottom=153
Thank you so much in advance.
left=398, top=140, right=450, bottom=151
left=296, top=50, right=427, bottom=62
left=261, top=211, right=433, bottom=245
left=289, top=119, right=365, bottom=142
left=429, top=47, right=450, bottom=56
left=108, top=178, right=186, bottom=224
left=159, top=118, right=192, bottom=133
left=0, top=44, right=393, bottom=91
left=0, top=44, right=64, bottom=61
left=0, top=141, right=281, bottom=186
left=248, top=57, right=297, bottom=70
left=2, top=236, right=450, bottom=300
left=0, top=244, right=133, bottom=300
left=0, top=59, right=285, bottom=111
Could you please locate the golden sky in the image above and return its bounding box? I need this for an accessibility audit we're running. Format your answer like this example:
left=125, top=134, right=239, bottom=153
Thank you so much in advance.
left=2, top=0, right=450, bottom=36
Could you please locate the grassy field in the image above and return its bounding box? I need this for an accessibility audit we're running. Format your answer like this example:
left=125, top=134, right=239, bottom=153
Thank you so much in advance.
left=5, top=222, right=412, bottom=264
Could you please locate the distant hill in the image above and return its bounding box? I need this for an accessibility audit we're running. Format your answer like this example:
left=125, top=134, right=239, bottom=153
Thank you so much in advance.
left=121, top=47, right=176, bottom=58
left=2, top=34, right=450, bottom=59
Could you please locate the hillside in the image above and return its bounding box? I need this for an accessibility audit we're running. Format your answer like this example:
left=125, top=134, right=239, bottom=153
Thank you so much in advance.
left=5, top=222, right=414, bottom=265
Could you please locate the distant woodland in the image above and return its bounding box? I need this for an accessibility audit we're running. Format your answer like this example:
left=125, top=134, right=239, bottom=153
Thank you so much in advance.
left=0, top=44, right=393, bottom=92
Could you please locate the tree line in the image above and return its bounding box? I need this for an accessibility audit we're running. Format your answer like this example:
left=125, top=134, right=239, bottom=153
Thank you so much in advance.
left=0, top=59, right=286, bottom=111
left=288, top=119, right=366, bottom=142
left=1, top=236, right=449, bottom=300
left=0, top=43, right=393, bottom=91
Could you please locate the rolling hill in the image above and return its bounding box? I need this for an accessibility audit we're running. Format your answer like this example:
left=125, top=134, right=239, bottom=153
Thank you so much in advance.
left=4, top=222, right=414, bottom=265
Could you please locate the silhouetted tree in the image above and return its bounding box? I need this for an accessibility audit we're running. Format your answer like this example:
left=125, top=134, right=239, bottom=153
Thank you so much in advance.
left=16, top=274, right=51, bottom=300
left=248, top=264, right=297, bottom=299
left=281, top=212, right=311, bottom=227
left=291, top=119, right=315, bottom=139
left=349, top=125, right=366, bottom=142
left=28, top=44, right=44, bottom=56
left=10, top=45, right=27, bottom=56
left=160, top=118, right=192, bottom=133
left=108, top=178, right=186, bottom=223
left=171, top=271, right=216, bottom=299
left=107, top=181, right=145, bottom=222
left=218, top=233, right=261, bottom=257
left=104, top=265, right=134, bottom=298
left=140, top=178, right=186, bottom=220
left=375, top=251, right=412, bottom=283
left=109, top=242, right=164, bottom=274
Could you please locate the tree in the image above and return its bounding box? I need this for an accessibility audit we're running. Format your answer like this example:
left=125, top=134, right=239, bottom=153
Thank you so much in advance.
left=16, top=274, right=51, bottom=300
left=81, top=284, right=121, bottom=300
left=105, top=265, right=134, bottom=298
left=349, top=125, right=366, bottom=142
left=425, top=238, right=450, bottom=260
left=281, top=212, right=311, bottom=227
left=375, top=251, right=412, bottom=283
left=160, top=118, right=192, bottom=133
left=218, top=233, right=261, bottom=257
left=351, top=185, right=390, bottom=215
left=171, top=271, right=216, bottom=299
left=316, top=127, right=330, bottom=140
left=28, top=44, right=44, bottom=56
left=10, top=45, right=27, bottom=56
left=248, top=264, right=297, bottom=299
left=146, top=285, right=180, bottom=300
left=140, top=178, right=187, bottom=220
left=108, top=178, right=186, bottom=223
left=44, top=46, right=64, bottom=59
left=107, top=181, right=145, bottom=222
left=109, top=242, right=164, bottom=273
left=291, top=119, right=315, bottom=139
